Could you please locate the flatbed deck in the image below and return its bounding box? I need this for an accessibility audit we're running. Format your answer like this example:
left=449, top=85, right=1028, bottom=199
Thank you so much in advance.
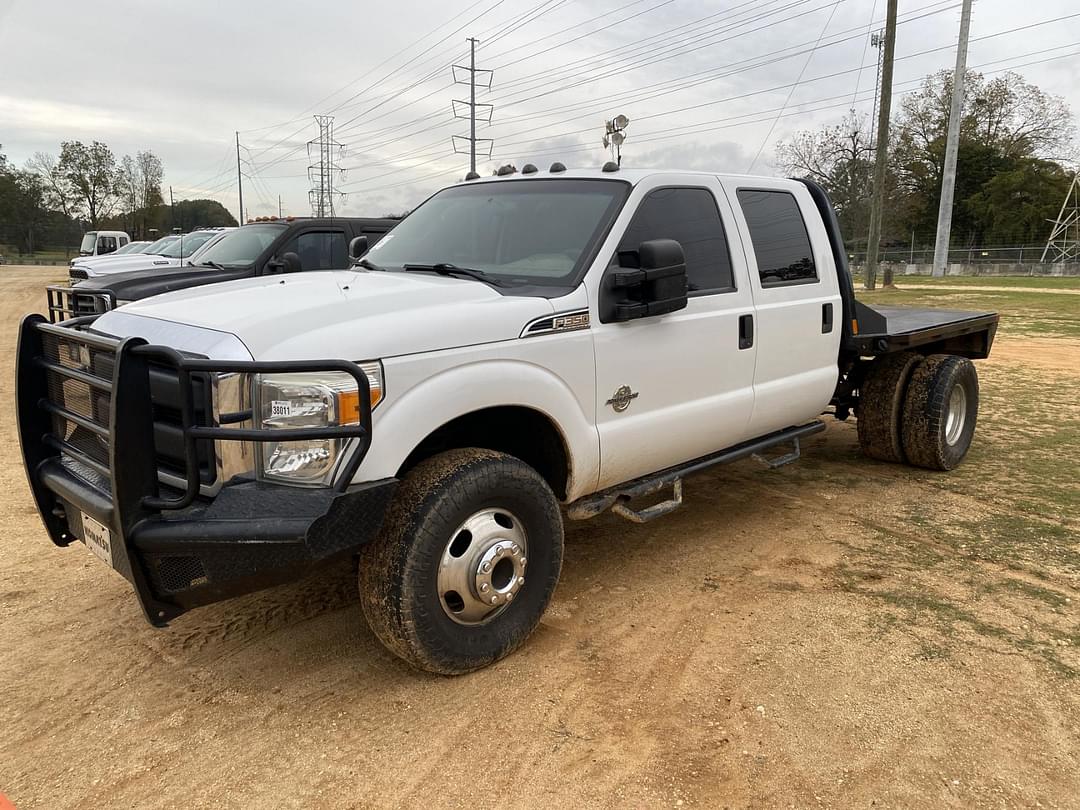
left=847, top=301, right=999, bottom=358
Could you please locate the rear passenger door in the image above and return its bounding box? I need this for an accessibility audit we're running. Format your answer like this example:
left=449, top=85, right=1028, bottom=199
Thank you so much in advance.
left=279, top=228, right=349, bottom=271
left=591, top=178, right=757, bottom=489
left=725, top=183, right=842, bottom=436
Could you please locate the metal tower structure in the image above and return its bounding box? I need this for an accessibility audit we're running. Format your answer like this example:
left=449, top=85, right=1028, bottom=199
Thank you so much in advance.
left=452, top=37, right=494, bottom=175
left=1041, top=171, right=1080, bottom=263
left=868, top=29, right=886, bottom=145
left=307, top=115, right=346, bottom=217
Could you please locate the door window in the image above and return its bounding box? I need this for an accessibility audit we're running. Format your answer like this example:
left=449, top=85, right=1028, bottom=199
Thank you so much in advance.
left=280, top=231, right=347, bottom=271
left=617, top=187, right=734, bottom=293
left=97, top=236, right=117, bottom=254
left=736, top=190, right=818, bottom=287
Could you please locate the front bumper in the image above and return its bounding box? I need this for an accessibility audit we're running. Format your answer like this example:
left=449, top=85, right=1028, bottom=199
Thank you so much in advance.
left=17, top=314, right=392, bottom=625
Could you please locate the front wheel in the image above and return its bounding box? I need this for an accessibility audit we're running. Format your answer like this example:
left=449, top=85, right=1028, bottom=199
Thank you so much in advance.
left=359, top=448, right=563, bottom=674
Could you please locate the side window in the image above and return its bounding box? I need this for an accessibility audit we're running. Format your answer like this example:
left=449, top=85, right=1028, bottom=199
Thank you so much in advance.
left=280, top=231, right=347, bottom=271
left=98, top=236, right=117, bottom=254
left=736, top=189, right=817, bottom=287
left=617, top=187, right=734, bottom=293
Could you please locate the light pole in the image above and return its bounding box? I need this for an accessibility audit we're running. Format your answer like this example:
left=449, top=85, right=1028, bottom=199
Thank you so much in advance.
left=602, top=115, right=630, bottom=165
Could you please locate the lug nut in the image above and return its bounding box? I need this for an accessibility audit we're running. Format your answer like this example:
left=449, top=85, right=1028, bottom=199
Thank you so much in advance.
left=490, top=595, right=498, bottom=605
left=482, top=562, right=491, bottom=573
left=519, top=557, right=527, bottom=567
left=506, top=592, right=514, bottom=601
left=480, top=583, right=489, bottom=592
left=517, top=577, right=525, bottom=586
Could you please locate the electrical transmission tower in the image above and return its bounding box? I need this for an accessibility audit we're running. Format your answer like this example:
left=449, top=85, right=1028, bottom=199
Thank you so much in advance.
left=307, top=115, right=347, bottom=217
left=452, top=37, right=494, bottom=175
left=1041, top=171, right=1080, bottom=263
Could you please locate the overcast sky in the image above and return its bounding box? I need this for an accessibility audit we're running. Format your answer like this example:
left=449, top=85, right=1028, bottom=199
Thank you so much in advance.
left=1, top=0, right=1077, bottom=220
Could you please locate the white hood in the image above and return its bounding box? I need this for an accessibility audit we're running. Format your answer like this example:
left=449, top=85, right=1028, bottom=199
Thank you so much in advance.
left=94, top=270, right=555, bottom=359
left=76, top=254, right=179, bottom=276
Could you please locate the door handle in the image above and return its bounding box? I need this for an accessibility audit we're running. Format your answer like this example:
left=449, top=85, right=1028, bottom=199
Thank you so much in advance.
left=822, top=302, right=834, bottom=333
left=738, top=313, right=754, bottom=350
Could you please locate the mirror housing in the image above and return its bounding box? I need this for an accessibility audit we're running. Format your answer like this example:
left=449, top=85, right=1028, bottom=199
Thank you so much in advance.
left=348, top=235, right=369, bottom=263
left=600, top=239, right=688, bottom=323
left=273, top=251, right=302, bottom=274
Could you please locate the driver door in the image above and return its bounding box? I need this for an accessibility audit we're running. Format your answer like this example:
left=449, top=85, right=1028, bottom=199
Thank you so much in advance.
left=589, top=176, right=757, bottom=490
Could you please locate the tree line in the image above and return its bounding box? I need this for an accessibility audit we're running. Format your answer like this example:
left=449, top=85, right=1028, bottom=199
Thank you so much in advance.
left=1, top=141, right=236, bottom=256
left=776, top=70, right=1076, bottom=254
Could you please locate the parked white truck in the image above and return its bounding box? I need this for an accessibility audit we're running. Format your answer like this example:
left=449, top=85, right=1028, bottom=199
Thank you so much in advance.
left=18, top=166, right=997, bottom=674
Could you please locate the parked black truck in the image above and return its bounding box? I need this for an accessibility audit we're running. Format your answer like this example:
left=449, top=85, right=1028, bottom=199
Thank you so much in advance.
left=48, top=216, right=398, bottom=322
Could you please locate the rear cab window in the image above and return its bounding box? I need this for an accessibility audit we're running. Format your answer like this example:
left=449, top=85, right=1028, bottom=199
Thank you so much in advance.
left=736, top=189, right=817, bottom=287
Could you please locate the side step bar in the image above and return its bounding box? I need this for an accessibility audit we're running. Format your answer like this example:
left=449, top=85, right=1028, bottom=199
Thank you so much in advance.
left=567, top=421, right=825, bottom=522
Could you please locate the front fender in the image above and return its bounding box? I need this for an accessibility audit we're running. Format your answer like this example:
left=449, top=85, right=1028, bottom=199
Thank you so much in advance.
left=354, top=352, right=599, bottom=501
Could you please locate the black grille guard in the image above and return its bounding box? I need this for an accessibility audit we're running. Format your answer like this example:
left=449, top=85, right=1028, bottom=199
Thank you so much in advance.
left=18, top=313, right=374, bottom=518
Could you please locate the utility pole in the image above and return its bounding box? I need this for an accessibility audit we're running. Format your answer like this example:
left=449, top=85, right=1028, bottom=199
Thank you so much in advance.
left=863, top=0, right=898, bottom=290
left=235, top=131, right=244, bottom=225
left=169, top=186, right=175, bottom=232
left=278, top=195, right=283, bottom=219
left=931, top=0, right=973, bottom=278
left=452, top=38, right=494, bottom=175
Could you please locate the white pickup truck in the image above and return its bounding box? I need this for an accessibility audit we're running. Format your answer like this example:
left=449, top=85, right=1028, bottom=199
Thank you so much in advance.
left=18, top=166, right=998, bottom=674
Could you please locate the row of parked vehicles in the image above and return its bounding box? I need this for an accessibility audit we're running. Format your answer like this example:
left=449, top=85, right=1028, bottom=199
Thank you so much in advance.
left=19, top=164, right=998, bottom=674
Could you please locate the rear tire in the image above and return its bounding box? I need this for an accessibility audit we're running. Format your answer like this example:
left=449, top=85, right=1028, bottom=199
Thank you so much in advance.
left=900, top=354, right=979, bottom=470
left=857, top=351, right=923, bottom=463
left=359, top=448, right=563, bottom=675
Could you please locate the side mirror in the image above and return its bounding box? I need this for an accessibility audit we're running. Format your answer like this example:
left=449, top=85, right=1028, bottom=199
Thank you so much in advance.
left=272, top=251, right=302, bottom=274
left=600, top=238, right=688, bottom=323
left=348, top=235, right=369, bottom=262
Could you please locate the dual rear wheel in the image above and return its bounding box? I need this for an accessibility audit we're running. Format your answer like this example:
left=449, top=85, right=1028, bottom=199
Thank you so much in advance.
left=857, top=352, right=980, bottom=470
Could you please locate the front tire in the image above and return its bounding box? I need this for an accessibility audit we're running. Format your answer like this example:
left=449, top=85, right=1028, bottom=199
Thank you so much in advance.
left=359, top=448, right=563, bottom=675
left=900, top=354, right=979, bottom=470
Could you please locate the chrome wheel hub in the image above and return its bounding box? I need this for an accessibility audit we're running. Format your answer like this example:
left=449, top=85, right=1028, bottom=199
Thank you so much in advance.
left=945, top=385, right=967, bottom=446
left=437, top=508, right=528, bottom=625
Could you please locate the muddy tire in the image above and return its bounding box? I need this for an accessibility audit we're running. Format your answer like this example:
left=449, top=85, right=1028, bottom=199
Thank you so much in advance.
left=359, top=448, right=563, bottom=675
left=857, top=351, right=923, bottom=463
left=900, top=354, right=979, bottom=471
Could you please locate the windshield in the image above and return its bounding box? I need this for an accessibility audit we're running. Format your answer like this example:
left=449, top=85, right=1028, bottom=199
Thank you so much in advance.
left=144, top=235, right=178, bottom=255
left=158, top=231, right=217, bottom=259
left=194, top=224, right=286, bottom=268
left=366, top=179, right=629, bottom=287
left=113, top=242, right=140, bottom=255
left=79, top=233, right=97, bottom=253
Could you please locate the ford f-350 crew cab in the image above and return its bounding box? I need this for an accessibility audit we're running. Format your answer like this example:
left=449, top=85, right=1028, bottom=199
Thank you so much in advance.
left=18, top=166, right=998, bottom=674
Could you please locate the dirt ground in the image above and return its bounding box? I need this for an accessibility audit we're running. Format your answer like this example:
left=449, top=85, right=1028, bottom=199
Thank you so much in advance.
left=1, top=266, right=1077, bottom=809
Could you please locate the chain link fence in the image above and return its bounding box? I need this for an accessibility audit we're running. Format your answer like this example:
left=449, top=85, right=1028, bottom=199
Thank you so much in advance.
left=847, top=245, right=1051, bottom=265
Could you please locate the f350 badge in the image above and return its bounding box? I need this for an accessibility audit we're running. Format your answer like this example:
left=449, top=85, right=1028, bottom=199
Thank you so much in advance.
left=606, top=385, right=639, bottom=412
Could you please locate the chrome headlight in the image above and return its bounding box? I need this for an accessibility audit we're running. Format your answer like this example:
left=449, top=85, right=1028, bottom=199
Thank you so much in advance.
left=254, top=362, right=383, bottom=486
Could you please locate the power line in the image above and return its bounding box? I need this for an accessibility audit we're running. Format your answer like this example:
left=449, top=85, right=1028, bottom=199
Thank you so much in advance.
left=748, top=0, right=843, bottom=171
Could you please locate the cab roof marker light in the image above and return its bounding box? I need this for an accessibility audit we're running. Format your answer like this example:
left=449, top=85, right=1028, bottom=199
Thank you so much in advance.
left=522, top=164, right=538, bottom=174
left=549, top=162, right=567, bottom=173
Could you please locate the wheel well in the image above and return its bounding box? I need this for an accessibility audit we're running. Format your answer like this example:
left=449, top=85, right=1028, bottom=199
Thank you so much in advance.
left=398, top=406, right=571, bottom=500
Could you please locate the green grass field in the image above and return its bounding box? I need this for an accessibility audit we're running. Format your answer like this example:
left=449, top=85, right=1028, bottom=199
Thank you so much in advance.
left=858, top=278, right=1080, bottom=339
left=888, top=274, right=1080, bottom=290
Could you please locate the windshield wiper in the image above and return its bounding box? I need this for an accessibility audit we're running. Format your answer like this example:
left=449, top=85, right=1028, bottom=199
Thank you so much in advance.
left=198, top=260, right=229, bottom=271
left=402, top=263, right=506, bottom=287
left=357, top=258, right=387, bottom=272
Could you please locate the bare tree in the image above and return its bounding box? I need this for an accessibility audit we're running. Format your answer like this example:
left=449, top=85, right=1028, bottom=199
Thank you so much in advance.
left=776, top=110, right=876, bottom=247
left=26, top=151, right=77, bottom=219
